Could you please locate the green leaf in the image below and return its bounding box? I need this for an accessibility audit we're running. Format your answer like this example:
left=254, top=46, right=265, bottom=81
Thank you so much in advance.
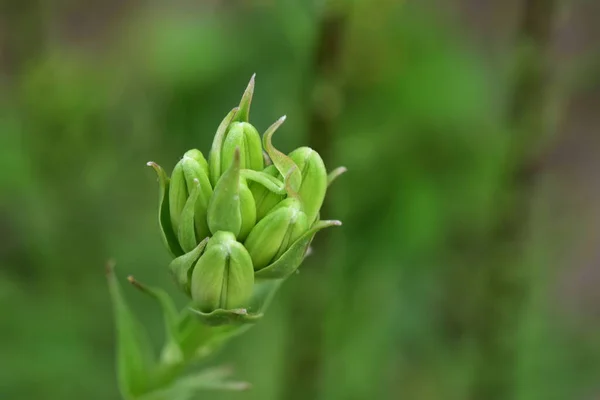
left=106, top=262, right=156, bottom=399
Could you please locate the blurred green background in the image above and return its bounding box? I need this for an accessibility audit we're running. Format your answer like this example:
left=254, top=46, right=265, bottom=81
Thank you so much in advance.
left=2, top=1, right=600, bottom=399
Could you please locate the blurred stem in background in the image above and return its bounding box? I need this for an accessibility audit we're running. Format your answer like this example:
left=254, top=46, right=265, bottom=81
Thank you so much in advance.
left=280, top=2, right=348, bottom=399
left=2, top=0, right=51, bottom=75
left=470, top=0, right=559, bottom=399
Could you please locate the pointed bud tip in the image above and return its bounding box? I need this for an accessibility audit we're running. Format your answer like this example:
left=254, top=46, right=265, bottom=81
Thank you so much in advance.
left=234, top=382, right=252, bottom=391
left=146, top=161, right=156, bottom=167
left=279, top=115, right=287, bottom=122
left=105, top=259, right=116, bottom=276
left=127, top=275, right=149, bottom=293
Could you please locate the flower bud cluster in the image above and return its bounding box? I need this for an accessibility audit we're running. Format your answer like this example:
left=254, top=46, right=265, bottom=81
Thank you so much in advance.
left=148, top=76, right=344, bottom=324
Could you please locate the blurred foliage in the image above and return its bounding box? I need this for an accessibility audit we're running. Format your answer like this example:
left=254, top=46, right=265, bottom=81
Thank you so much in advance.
left=1, top=1, right=599, bottom=400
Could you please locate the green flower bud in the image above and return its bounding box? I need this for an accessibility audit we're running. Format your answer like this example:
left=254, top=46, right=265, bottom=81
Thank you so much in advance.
left=168, top=150, right=213, bottom=253
left=184, top=148, right=209, bottom=179
left=238, top=180, right=257, bottom=241
left=221, top=122, right=263, bottom=173
left=209, top=76, right=263, bottom=185
left=288, top=147, right=328, bottom=224
left=191, top=231, right=254, bottom=313
left=249, top=165, right=285, bottom=221
left=207, top=148, right=243, bottom=237
left=244, top=198, right=309, bottom=271
left=254, top=219, right=342, bottom=280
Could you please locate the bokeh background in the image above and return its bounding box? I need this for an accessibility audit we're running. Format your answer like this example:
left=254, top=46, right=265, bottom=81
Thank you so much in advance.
left=2, top=1, right=600, bottom=399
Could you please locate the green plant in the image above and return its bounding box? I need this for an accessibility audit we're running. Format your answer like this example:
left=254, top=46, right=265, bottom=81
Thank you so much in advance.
left=106, top=76, right=345, bottom=400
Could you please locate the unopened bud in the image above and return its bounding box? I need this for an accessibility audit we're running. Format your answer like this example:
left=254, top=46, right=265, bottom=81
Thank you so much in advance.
left=207, top=148, right=243, bottom=237
left=191, top=231, right=254, bottom=312
left=288, top=147, right=327, bottom=224
left=221, top=122, right=263, bottom=173
left=244, top=198, right=309, bottom=271
left=168, top=150, right=213, bottom=252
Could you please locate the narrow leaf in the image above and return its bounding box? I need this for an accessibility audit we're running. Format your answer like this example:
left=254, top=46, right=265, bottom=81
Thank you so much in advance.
left=127, top=276, right=184, bottom=368
left=106, top=261, right=155, bottom=399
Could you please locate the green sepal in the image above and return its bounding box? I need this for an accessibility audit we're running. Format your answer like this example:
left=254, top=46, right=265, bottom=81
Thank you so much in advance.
left=241, top=168, right=286, bottom=195
left=238, top=181, right=257, bottom=241
left=147, top=162, right=184, bottom=257
left=187, top=268, right=285, bottom=327
left=207, top=148, right=242, bottom=237
left=182, top=151, right=213, bottom=244
left=248, top=165, right=286, bottom=221
left=209, top=108, right=239, bottom=186
left=168, top=238, right=208, bottom=296
left=177, top=178, right=201, bottom=253
left=233, top=74, right=255, bottom=123
left=262, top=116, right=302, bottom=195
left=189, top=307, right=263, bottom=327
left=177, top=280, right=282, bottom=351
left=168, top=161, right=187, bottom=236
left=106, top=262, right=156, bottom=399
left=327, top=166, right=347, bottom=187
left=254, top=220, right=342, bottom=280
